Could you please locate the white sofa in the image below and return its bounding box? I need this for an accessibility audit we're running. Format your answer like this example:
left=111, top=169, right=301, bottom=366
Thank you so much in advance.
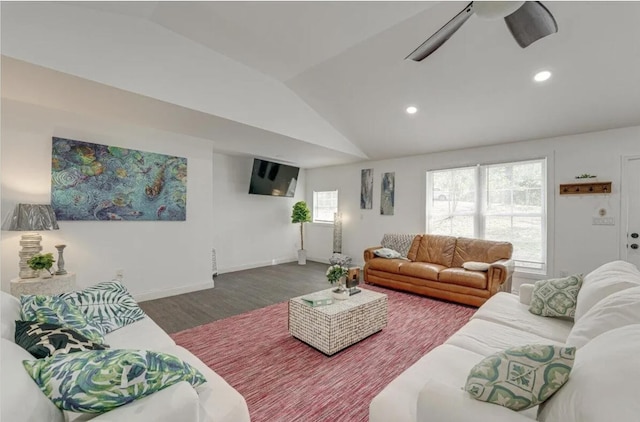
left=370, top=260, right=640, bottom=422
left=1, top=290, right=251, bottom=422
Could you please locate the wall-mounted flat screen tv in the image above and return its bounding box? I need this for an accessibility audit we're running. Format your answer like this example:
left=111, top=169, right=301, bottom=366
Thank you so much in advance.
left=249, top=158, right=299, bottom=197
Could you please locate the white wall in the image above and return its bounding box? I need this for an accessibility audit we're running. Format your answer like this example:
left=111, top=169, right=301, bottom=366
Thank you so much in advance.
left=305, top=125, right=640, bottom=290
left=211, top=153, right=305, bottom=272
left=1, top=99, right=303, bottom=300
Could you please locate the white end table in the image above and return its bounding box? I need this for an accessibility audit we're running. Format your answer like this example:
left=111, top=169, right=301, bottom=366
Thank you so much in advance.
left=10, top=272, right=77, bottom=297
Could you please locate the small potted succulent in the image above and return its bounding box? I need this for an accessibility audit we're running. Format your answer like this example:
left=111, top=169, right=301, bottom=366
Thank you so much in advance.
left=27, top=253, right=56, bottom=278
left=326, top=264, right=349, bottom=300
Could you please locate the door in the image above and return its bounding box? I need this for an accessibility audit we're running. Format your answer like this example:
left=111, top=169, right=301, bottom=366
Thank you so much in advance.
left=622, top=156, right=640, bottom=268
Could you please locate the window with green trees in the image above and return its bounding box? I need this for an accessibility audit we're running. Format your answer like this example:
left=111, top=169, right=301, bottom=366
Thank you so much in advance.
left=426, top=158, right=546, bottom=272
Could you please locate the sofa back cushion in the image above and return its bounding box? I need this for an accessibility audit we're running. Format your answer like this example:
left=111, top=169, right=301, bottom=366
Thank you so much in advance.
left=406, top=235, right=422, bottom=261
left=1, top=291, right=21, bottom=341
left=451, top=237, right=513, bottom=268
left=567, top=285, right=640, bottom=349
left=538, top=324, right=640, bottom=422
left=415, top=235, right=457, bottom=267
left=1, top=338, right=64, bottom=422
left=574, top=260, right=640, bottom=321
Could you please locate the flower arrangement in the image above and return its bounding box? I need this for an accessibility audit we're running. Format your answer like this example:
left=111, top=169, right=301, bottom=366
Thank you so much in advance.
left=326, top=264, right=349, bottom=284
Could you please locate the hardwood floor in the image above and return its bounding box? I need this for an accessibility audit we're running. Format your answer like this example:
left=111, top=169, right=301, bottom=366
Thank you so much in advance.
left=139, top=261, right=331, bottom=334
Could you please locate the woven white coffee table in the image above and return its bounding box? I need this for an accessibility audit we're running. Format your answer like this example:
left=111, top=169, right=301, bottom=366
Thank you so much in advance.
left=288, top=288, right=388, bottom=355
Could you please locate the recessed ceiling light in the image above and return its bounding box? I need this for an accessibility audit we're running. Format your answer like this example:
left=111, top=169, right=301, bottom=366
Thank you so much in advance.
left=406, top=106, right=418, bottom=114
left=534, top=70, right=552, bottom=82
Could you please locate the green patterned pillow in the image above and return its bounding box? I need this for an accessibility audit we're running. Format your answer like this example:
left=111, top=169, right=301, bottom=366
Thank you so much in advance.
left=15, top=320, right=107, bottom=359
left=60, top=281, right=146, bottom=334
left=20, top=295, right=106, bottom=345
left=529, top=275, right=583, bottom=318
left=23, top=349, right=207, bottom=413
left=465, top=344, right=575, bottom=411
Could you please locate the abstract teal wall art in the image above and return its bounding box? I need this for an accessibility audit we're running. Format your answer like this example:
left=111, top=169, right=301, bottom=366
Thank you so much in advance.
left=51, top=137, right=187, bottom=221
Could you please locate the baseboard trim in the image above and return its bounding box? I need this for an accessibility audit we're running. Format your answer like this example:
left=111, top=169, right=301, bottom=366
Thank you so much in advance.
left=307, top=255, right=330, bottom=264
left=135, top=281, right=214, bottom=302
left=308, top=256, right=364, bottom=268
left=219, top=257, right=297, bottom=274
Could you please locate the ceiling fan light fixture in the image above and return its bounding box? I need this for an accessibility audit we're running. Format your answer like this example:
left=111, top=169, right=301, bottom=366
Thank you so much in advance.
left=406, top=106, right=418, bottom=114
left=406, top=1, right=557, bottom=62
left=473, top=1, right=525, bottom=19
left=505, top=2, right=558, bottom=48
left=534, top=70, right=552, bottom=82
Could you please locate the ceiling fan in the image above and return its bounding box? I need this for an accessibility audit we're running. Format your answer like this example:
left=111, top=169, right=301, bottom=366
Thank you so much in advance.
left=406, top=1, right=557, bottom=62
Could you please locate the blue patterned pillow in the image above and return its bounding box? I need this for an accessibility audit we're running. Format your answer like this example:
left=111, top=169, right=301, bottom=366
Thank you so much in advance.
left=465, top=344, right=575, bottom=411
left=23, top=349, right=206, bottom=413
left=60, top=281, right=145, bottom=334
left=20, top=295, right=105, bottom=345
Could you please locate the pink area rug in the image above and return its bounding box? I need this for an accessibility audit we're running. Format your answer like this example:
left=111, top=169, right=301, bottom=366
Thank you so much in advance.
left=171, top=286, right=475, bottom=422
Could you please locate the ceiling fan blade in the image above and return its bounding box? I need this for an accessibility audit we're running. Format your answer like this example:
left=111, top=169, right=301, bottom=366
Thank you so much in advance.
left=504, top=1, right=558, bottom=48
left=406, top=2, right=474, bottom=62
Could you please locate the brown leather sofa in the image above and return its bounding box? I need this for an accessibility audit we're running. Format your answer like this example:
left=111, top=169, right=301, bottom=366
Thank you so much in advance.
left=364, top=235, right=514, bottom=307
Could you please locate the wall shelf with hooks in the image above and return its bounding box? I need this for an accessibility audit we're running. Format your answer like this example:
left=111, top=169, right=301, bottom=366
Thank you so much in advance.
left=559, top=182, right=612, bottom=195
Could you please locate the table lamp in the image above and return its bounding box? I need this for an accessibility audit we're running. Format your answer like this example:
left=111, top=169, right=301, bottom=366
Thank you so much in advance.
left=2, top=204, right=59, bottom=279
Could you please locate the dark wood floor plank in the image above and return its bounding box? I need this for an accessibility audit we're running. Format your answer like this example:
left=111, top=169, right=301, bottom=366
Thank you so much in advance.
left=139, top=261, right=332, bottom=333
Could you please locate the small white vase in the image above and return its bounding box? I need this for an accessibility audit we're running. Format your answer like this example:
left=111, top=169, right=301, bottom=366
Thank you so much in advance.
left=39, top=270, right=52, bottom=279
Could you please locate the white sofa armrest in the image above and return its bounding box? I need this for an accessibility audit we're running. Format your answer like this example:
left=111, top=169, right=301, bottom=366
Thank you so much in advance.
left=417, top=379, right=535, bottom=422
left=87, top=381, right=199, bottom=422
left=519, top=283, right=535, bottom=305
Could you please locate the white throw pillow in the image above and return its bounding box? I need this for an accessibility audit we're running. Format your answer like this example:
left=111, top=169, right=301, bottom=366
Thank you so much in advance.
left=538, top=324, right=640, bottom=422
left=574, top=260, right=640, bottom=321
left=373, top=248, right=402, bottom=259
left=566, top=286, right=640, bottom=349
left=463, top=261, right=490, bottom=271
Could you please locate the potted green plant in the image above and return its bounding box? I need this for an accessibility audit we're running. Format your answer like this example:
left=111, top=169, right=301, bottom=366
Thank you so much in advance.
left=27, top=253, right=56, bottom=278
left=291, top=201, right=311, bottom=265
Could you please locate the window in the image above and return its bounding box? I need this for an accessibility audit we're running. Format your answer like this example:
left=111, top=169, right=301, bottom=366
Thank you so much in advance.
left=426, top=159, right=546, bottom=272
left=313, top=190, right=338, bottom=223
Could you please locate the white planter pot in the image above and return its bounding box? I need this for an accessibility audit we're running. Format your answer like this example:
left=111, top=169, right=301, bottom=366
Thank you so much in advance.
left=297, top=249, right=307, bottom=265
left=332, top=288, right=350, bottom=300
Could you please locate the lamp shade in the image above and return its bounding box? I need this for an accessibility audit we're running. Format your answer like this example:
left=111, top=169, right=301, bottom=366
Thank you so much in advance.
left=2, top=204, right=59, bottom=231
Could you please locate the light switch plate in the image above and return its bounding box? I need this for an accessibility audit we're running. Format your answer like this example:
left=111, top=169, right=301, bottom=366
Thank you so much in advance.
left=592, top=217, right=615, bottom=225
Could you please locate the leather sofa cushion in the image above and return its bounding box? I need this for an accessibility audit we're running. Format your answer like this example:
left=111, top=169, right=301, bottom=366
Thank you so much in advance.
left=451, top=237, right=513, bottom=268
left=439, top=268, right=488, bottom=290
left=399, top=262, right=445, bottom=280
left=415, top=235, right=457, bottom=267
left=406, top=235, right=422, bottom=261
left=367, top=258, right=405, bottom=272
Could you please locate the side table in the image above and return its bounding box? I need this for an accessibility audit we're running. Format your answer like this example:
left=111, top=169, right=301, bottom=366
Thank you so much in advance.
left=10, top=272, right=77, bottom=297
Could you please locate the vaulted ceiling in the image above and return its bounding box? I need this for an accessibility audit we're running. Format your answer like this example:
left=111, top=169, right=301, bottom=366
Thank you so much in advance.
left=2, top=1, right=640, bottom=168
